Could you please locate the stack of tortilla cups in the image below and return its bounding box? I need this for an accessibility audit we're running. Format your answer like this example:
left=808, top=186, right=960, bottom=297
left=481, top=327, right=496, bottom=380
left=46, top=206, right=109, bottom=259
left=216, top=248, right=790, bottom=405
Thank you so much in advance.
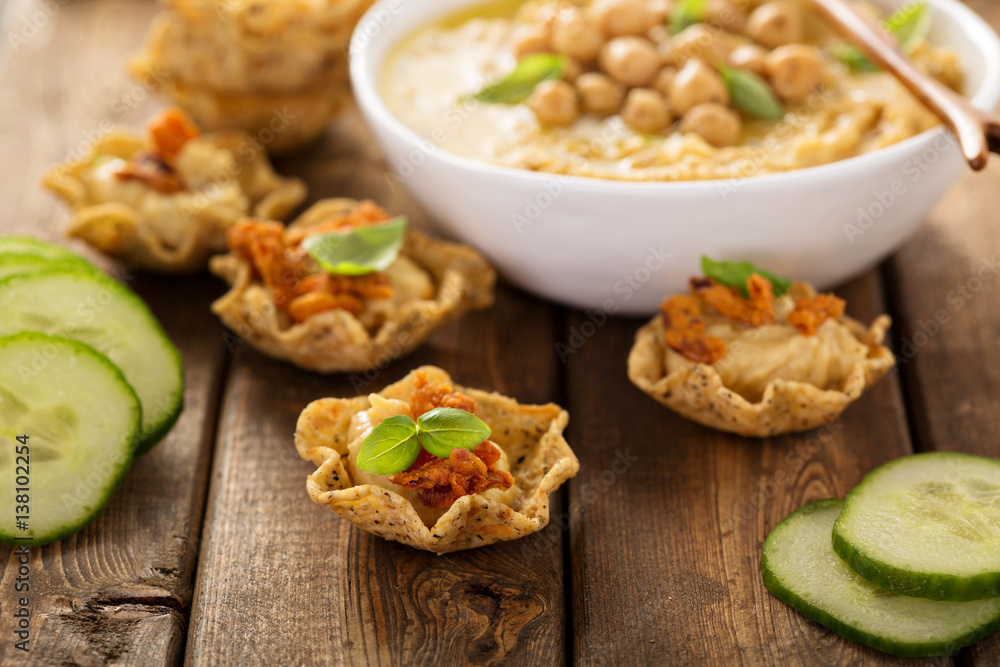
left=130, top=0, right=376, bottom=152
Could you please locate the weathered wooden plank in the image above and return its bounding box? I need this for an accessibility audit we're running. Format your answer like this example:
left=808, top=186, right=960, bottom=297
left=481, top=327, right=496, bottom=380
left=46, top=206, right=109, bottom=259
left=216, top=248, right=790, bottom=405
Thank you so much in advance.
left=0, top=1, right=226, bottom=664
left=186, top=105, right=567, bottom=664
left=881, top=1, right=1000, bottom=659
left=186, top=284, right=566, bottom=666
left=565, top=273, right=945, bottom=665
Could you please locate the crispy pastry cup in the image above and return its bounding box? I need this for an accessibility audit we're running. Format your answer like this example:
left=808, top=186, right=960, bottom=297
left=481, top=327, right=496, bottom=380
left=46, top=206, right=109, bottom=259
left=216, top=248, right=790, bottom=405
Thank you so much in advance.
left=42, top=130, right=306, bottom=273
left=129, top=0, right=372, bottom=151
left=209, top=198, right=497, bottom=373
left=627, top=314, right=895, bottom=437
left=294, top=366, right=580, bottom=554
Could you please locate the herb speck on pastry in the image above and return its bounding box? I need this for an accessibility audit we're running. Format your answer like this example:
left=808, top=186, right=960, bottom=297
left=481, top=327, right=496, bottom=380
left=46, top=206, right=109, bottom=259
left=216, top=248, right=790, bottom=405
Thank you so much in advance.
left=628, top=257, right=895, bottom=436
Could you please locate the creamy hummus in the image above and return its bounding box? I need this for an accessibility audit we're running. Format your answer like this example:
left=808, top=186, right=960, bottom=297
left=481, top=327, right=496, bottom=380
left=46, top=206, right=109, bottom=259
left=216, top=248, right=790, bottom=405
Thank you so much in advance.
left=382, top=0, right=964, bottom=182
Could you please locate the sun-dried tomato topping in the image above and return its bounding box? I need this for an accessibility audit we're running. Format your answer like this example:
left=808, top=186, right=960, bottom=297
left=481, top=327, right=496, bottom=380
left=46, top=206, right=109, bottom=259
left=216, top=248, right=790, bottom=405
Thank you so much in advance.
left=225, top=217, right=396, bottom=320
left=660, top=294, right=727, bottom=364
left=147, top=107, right=200, bottom=161
left=283, top=200, right=393, bottom=246
left=388, top=441, right=514, bottom=509
left=409, top=371, right=478, bottom=418
left=787, top=293, right=846, bottom=335
left=691, top=273, right=775, bottom=327
left=114, top=152, right=186, bottom=194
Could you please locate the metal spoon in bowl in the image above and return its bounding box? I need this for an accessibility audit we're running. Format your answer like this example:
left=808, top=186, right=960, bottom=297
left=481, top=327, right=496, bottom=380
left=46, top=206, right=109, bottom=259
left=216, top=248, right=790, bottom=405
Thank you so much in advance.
left=806, top=0, right=1000, bottom=170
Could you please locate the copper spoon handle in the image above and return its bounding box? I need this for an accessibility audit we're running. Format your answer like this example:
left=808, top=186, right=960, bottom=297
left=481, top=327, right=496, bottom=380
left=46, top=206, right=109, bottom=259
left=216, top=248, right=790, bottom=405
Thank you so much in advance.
left=806, top=0, right=994, bottom=170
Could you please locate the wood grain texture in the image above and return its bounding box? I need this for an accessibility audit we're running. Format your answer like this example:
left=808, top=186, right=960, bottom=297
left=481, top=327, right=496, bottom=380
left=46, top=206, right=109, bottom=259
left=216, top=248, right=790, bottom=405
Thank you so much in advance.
left=564, top=273, right=953, bottom=666
left=881, top=2, right=1000, bottom=662
left=185, top=106, right=568, bottom=665
left=0, top=2, right=226, bottom=664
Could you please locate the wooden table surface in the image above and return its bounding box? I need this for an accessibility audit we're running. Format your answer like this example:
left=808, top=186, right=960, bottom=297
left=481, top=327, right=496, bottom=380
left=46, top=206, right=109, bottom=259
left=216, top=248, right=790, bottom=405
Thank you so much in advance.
left=2, top=0, right=1000, bottom=664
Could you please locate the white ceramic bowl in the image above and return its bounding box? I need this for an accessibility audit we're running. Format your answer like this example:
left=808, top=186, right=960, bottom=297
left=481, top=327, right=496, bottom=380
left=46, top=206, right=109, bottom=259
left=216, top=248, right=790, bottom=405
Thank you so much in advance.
left=351, top=0, right=1000, bottom=314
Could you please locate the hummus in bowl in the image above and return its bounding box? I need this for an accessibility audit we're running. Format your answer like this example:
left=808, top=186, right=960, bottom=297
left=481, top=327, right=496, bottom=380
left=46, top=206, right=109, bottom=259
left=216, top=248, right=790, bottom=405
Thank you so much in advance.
left=350, top=0, right=1000, bottom=313
left=382, top=0, right=963, bottom=181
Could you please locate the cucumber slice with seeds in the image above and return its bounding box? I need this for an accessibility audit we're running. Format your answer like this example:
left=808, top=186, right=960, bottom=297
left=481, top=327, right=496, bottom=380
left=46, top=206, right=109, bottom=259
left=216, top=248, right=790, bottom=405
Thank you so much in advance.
left=833, top=452, right=1000, bottom=601
left=0, top=333, right=140, bottom=546
left=762, top=500, right=1000, bottom=658
left=0, top=269, right=183, bottom=454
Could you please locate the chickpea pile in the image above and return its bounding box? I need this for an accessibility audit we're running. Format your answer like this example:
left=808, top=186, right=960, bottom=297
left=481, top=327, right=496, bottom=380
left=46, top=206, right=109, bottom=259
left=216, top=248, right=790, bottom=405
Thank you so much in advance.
left=514, top=0, right=826, bottom=148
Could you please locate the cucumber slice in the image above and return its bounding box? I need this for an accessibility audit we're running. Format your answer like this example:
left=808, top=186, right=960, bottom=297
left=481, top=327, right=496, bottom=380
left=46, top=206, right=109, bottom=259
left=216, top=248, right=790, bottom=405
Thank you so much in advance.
left=0, top=235, right=85, bottom=263
left=0, top=269, right=183, bottom=453
left=762, top=499, right=1000, bottom=658
left=0, top=333, right=140, bottom=546
left=0, top=254, right=93, bottom=280
left=834, top=452, right=1000, bottom=601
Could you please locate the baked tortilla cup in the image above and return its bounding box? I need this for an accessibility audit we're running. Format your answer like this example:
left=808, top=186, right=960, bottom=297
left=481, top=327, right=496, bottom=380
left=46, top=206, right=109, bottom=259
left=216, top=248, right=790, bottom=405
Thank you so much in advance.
left=130, top=0, right=372, bottom=151
left=43, top=130, right=305, bottom=273
left=294, top=366, right=579, bottom=554
left=129, top=70, right=350, bottom=153
left=209, top=198, right=496, bottom=373
left=628, top=312, right=895, bottom=438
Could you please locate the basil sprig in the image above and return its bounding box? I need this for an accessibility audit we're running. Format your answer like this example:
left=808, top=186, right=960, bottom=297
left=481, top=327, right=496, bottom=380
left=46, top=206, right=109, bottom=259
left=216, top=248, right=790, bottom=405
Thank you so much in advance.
left=836, top=1, right=930, bottom=73
left=671, top=0, right=706, bottom=34
left=721, top=67, right=785, bottom=121
left=355, top=415, right=420, bottom=475
left=701, top=256, right=791, bottom=297
left=302, top=216, right=406, bottom=276
left=355, top=407, right=492, bottom=475
left=469, top=53, right=567, bottom=104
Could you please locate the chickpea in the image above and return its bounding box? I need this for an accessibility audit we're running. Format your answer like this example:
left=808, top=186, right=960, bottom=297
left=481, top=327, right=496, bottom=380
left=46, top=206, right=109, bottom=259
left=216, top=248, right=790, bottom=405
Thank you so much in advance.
left=622, top=88, right=673, bottom=133
left=766, top=44, right=824, bottom=102
left=591, top=0, right=656, bottom=37
left=669, top=58, right=730, bottom=115
left=746, top=2, right=803, bottom=50
left=667, top=24, right=733, bottom=68
left=562, top=58, right=585, bottom=83
left=511, top=23, right=550, bottom=59
left=727, top=44, right=769, bottom=76
left=647, top=23, right=670, bottom=45
left=652, top=66, right=678, bottom=97
left=527, top=80, right=580, bottom=126
left=680, top=102, right=742, bottom=147
left=551, top=10, right=604, bottom=63
left=705, top=0, right=747, bottom=34
left=576, top=72, right=626, bottom=115
left=599, top=36, right=662, bottom=87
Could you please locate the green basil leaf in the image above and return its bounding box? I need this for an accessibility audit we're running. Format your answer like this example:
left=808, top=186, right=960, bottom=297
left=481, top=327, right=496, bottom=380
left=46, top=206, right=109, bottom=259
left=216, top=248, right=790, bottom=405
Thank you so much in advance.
left=671, top=0, right=707, bottom=34
left=355, top=414, right=420, bottom=475
left=833, top=45, right=881, bottom=73
left=302, top=216, right=406, bottom=276
left=721, top=67, right=785, bottom=121
left=416, top=407, right=492, bottom=458
left=469, top=53, right=567, bottom=104
left=886, top=0, right=930, bottom=47
left=700, top=256, right=792, bottom=297
left=836, top=1, right=930, bottom=72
